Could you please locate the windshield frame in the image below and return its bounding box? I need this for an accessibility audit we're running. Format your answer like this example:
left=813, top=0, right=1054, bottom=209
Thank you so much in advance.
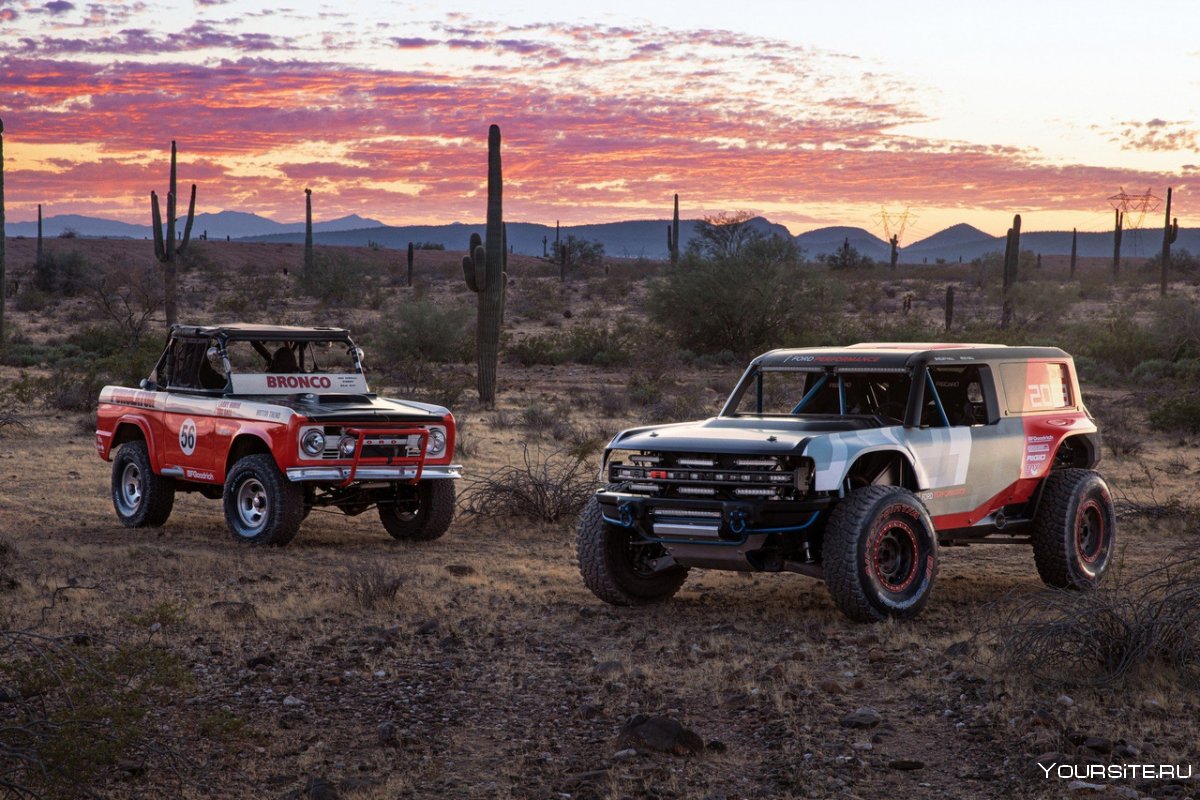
left=720, top=364, right=919, bottom=424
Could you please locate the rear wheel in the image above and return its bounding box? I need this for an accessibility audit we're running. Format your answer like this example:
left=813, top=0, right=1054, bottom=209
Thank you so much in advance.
left=111, top=441, right=175, bottom=527
left=223, top=454, right=303, bottom=546
left=576, top=497, right=688, bottom=606
left=823, top=486, right=938, bottom=623
left=1032, top=469, right=1116, bottom=589
left=378, top=480, right=455, bottom=541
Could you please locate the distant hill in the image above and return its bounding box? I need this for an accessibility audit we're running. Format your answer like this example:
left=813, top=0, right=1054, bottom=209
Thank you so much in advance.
left=4, top=211, right=384, bottom=241
left=900, top=227, right=1199, bottom=264
left=795, top=227, right=890, bottom=261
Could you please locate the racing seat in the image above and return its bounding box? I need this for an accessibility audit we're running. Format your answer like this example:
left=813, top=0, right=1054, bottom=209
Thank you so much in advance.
left=269, top=346, right=299, bottom=373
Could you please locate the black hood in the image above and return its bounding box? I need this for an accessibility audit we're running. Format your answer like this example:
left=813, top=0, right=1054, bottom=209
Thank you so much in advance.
left=247, top=394, right=449, bottom=424
left=608, top=415, right=878, bottom=456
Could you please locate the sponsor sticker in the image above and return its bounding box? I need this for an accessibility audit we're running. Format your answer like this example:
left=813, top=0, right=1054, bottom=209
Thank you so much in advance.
left=184, top=467, right=215, bottom=481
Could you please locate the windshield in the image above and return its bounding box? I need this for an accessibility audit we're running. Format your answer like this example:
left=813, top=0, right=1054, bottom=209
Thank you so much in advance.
left=224, top=338, right=358, bottom=375
left=728, top=368, right=912, bottom=420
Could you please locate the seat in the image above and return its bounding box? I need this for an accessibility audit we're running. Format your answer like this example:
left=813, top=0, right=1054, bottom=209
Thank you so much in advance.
left=269, top=346, right=298, bottom=374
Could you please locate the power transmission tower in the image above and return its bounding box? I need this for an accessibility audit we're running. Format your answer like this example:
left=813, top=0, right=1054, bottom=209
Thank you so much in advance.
left=1108, top=188, right=1160, bottom=256
left=872, top=206, right=916, bottom=244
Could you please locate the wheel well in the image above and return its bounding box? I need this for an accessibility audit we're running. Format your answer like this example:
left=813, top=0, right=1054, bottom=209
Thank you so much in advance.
left=845, top=450, right=918, bottom=491
left=1053, top=434, right=1100, bottom=470
left=112, top=422, right=146, bottom=448
left=225, top=435, right=274, bottom=477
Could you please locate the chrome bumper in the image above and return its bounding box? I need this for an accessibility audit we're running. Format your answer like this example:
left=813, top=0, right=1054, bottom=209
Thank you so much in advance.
left=286, top=464, right=463, bottom=482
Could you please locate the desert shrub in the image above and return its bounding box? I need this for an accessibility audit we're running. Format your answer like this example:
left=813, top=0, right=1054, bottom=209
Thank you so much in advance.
left=1087, top=400, right=1142, bottom=457
left=298, top=251, right=386, bottom=306
left=648, top=240, right=838, bottom=358
left=32, top=250, right=89, bottom=296
left=509, top=323, right=634, bottom=367
left=371, top=299, right=473, bottom=367
left=1148, top=389, right=1200, bottom=434
left=987, top=558, right=1200, bottom=688
left=595, top=386, right=631, bottom=417
left=460, top=446, right=598, bottom=524
left=1058, top=310, right=1160, bottom=376
left=340, top=564, right=402, bottom=610
left=91, top=263, right=164, bottom=349
left=14, top=286, right=51, bottom=312
left=0, top=629, right=191, bottom=795
left=1151, top=296, right=1200, bottom=361
left=382, top=359, right=472, bottom=409
left=0, top=537, right=17, bottom=593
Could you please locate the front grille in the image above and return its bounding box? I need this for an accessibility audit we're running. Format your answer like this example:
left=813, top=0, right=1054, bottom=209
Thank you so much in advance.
left=608, top=452, right=810, bottom=501
left=319, top=429, right=423, bottom=460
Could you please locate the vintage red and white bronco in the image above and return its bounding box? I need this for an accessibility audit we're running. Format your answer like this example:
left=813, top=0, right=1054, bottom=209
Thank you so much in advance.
left=95, top=324, right=460, bottom=546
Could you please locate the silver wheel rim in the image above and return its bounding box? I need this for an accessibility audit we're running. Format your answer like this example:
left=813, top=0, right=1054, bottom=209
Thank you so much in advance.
left=236, top=478, right=269, bottom=535
left=118, top=462, right=143, bottom=515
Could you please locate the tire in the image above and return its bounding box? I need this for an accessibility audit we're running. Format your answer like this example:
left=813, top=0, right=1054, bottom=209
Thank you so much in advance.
left=576, top=497, right=688, bottom=606
left=223, top=454, right=304, bottom=546
left=823, top=486, right=939, bottom=623
left=1031, top=468, right=1116, bottom=589
left=111, top=441, right=175, bottom=528
left=379, top=480, right=456, bottom=541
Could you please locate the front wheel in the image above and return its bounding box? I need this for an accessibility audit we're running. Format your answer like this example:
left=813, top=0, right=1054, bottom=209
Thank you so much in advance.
left=378, top=480, right=456, bottom=541
left=823, top=486, right=938, bottom=623
left=1031, top=469, right=1116, bottom=589
left=111, top=441, right=175, bottom=527
left=576, top=497, right=688, bottom=606
left=223, top=454, right=304, bottom=546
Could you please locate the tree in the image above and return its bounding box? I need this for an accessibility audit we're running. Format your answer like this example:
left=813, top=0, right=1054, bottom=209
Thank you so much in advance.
left=818, top=237, right=874, bottom=270
left=688, top=211, right=763, bottom=261
left=553, top=235, right=604, bottom=279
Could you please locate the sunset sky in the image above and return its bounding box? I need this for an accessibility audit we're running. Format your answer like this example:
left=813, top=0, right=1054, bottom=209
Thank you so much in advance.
left=1, top=0, right=1196, bottom=239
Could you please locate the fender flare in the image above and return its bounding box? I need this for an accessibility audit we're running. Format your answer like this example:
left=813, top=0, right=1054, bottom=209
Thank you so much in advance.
left=108, top=415, right=160, bottom=471
left=224, top=432, right=279, bottom=477
left=808, top=439, right=922, bottom=492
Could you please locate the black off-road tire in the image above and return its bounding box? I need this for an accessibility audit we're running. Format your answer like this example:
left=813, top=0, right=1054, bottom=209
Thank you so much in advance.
left=576, top=497, right=688, bottom=606
left=111, top=441, right=175, bottom=528
left=1031, top=468, right=1116, bottom=589
left=823, top=486, right=939, bottom=623
left=223, top=454, right=304, bottom=546
left=379, top=480, right=456, bottom=541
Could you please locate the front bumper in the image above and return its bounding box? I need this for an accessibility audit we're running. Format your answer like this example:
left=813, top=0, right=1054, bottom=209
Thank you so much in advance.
left=286, top=464, right=463, bottom=483
left=596, top=489, right=830, bottom=542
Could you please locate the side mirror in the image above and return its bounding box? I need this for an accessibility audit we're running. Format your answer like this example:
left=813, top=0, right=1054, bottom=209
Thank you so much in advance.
left=351, top=346, right=365, bottom=362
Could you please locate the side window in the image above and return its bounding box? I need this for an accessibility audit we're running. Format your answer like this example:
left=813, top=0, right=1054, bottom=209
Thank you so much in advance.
left=924, top=365, right=993, bottom=427
left=999, top=362, right=1071, bottom=413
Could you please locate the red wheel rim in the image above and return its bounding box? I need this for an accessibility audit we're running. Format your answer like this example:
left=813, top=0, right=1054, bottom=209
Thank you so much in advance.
left=872, top=520, right=919, bottom=593
left=1075, top=498, right=1106, bottom=564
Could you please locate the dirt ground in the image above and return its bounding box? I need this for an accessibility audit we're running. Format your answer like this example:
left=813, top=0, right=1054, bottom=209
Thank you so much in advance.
left=1, top=239, right=1198, bottom=799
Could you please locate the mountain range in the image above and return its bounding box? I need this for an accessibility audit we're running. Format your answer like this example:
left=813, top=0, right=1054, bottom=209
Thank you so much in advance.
left=6, top=211, right=1194, bottom=264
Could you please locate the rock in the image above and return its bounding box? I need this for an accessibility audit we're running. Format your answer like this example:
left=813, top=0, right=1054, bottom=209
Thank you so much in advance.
left=852, top=741, right=874, bottom=751
left=304, top=776, right=339, bottom=800
left=706, top=740, right=727, bottom=753
left=444, top=564, right=475, bottom=577
left=415, top=619, right=439, bottom=636
left=1067, top=780, right=1106, bottom=793
left=819, top=680, right=846, bottom=694
left=377, top=720, right=397, bottom=746
left=612, top=748, right=638, bottom=761
left=247, top=654, right=276, bottom=669
left=282, top=695, right=305, bottom=707
left=867, top=649, right=887, bottom=663
left=839, top=707, right=882, bottom=729
left=945, top=640, right=971, bottom=657
left=278, top=711, right=306, bottom=730
left=595, top=660, right=625, bottom=678
left=210, top=600, right=258, bottom=621
left=617, top=715, right=704, bottom=755
left=1082, top=736, right=1113, bottom=755
left=1113, top=742, right=1139, bottom=758
left=1058, top=694, right=1075, bottom=707
left=888, top=759, right=925, bottom=770
left=561, top=770, right=608, bottom=789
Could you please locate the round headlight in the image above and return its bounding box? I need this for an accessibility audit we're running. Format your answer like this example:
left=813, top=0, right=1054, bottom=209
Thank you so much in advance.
left=339, top=436, right=358, bottom=457
left=425, top=428, right=446, bottom=457
left=301, top=429, right=325, bottom=456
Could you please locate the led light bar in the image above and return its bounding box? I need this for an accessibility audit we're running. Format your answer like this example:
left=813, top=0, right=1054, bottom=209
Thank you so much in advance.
left=735, top=487, right=777, bottom=497
left=652, top=508, right=721, bottom=518
left=735, top=458, right=778, bottom=467
left=630, top=455, right=662, bottom=465
left=677, top=486, right=716, bottom=496
left=677, top=458, right=715, bottom=467
left=628, top=483, right=659, bottom=493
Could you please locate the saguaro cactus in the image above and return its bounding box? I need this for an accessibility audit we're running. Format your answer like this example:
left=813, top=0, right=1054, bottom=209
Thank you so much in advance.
left=36, top=204, right=43, bottom=265
left=460, top=125, right=506, bottom=407
left=407, top=241, right=414, bottom=287
left=670, top=193, right=680, bottom=267
left=1000, top=213, right=1021, bottom=329
left=1160, top=187, right=1178, bottom=297
left=0, top=116, right=5, bottom=343
left=944, top=285, right=955, bottom=332
left=304, top=188, right=314, bottom=279
left=889, top=234, right=899, bottom=269
left=150, top=140, right=196, bottom=327
left=1111, top=209, right=1123, bottom=278
left=1069, top=228, right=1077, bottom=279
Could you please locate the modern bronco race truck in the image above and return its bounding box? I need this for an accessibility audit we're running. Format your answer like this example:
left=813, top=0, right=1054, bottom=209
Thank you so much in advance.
left=578, top=343, right=1114, bottom=622
left=96, top=324, right=460, bottom=546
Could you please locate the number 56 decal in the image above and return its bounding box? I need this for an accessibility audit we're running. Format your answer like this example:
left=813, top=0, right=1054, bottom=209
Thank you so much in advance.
left=179, top=418, right=198, bottom=455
